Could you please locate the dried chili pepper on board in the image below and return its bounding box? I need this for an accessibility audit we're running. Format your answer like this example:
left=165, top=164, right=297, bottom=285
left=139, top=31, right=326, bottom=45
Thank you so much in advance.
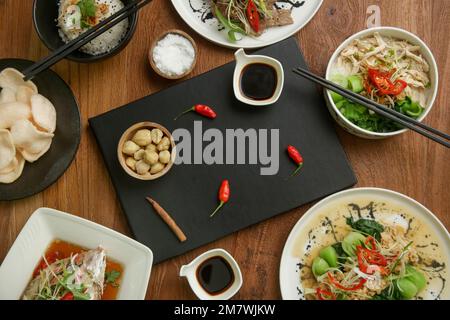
left=174, top=104, right=217, bottom=120
left=210, top=180, right=230, bottom=218
left=287, top=145, right=304, bottom=176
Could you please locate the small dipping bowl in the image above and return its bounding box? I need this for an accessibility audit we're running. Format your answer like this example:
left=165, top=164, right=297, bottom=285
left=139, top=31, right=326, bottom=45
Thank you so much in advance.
left=149, top=29, right=198, bottom=80
left=179, top=249, right=243, bottom=300
left=233, top=48, right=284, bottom=106
left=117, top=122, right=176, bottom=181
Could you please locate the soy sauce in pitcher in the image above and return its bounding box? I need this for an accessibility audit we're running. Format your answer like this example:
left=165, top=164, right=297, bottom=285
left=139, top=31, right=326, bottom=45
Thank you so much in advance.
left=196, top=256, right=234, bottom=295
left=240, top=63, right=277, bottom=101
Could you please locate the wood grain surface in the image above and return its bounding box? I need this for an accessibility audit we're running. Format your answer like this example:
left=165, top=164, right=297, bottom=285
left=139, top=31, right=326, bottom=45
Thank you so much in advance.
left=0, top=0, right=449, bottom=299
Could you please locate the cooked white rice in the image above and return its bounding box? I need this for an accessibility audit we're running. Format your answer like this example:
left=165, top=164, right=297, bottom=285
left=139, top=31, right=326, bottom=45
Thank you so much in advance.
left=57, top=0, right=129, bottom=56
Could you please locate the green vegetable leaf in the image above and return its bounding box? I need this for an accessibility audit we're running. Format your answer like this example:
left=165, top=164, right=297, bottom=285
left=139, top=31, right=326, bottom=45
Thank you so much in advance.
left=105, top=270, right=121, bottom=284
left=395, top=97, right=424, bottom=119
left=214, top=5, right=246, bottom=42
left=346, top=217, right=384, bottom=241
left=77, top=0, right=97, bottom=18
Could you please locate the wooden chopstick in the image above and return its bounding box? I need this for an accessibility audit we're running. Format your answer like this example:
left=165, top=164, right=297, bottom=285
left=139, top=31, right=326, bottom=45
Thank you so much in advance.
left=22, top=0, right=152, bottom=81
left=292, top=68, right=450, bottom=148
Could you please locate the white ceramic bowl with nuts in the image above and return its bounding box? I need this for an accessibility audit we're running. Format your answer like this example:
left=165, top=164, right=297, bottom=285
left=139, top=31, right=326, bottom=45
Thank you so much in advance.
left=118, top=122, right=176, bottom=180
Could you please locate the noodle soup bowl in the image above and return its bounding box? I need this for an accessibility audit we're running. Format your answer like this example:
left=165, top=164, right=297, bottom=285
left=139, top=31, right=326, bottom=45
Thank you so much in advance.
left=325, top=27, right=439, bottom=139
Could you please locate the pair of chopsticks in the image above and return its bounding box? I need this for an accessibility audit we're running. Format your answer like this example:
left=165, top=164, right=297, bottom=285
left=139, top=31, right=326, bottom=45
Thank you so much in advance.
left=293, top=68, right=450, bottom=148
left=22, top=0, right=153, bottom=81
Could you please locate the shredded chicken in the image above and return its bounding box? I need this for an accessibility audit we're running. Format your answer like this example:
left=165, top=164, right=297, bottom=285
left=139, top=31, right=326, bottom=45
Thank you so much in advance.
left=334, top=32, right=431, bottom=108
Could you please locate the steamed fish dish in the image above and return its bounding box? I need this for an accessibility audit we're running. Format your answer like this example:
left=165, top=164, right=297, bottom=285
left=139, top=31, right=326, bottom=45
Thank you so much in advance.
left=23, top=240, right=123, bottom=300
left=330, top=32, right=431, bottom=132
left=0, top=68, right=56, bottom=184
left=212, top=0, right=294, bottom=42
left=298, top=202, right=448, bottom=300
left=58, top=0, right=129, bottom=55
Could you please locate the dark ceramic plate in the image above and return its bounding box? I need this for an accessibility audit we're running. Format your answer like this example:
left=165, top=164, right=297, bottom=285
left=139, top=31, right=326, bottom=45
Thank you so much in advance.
left=32, top=0, right=138, bottom=63
left=0, top=59, right=81, bottom=201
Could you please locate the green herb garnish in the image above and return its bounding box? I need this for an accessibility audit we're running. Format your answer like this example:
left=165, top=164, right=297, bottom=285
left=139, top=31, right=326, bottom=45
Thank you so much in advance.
left=105, top=270, right=121, bottom=285
left=77, top=0, right=97, bottom=18
left=77, top=0, right=97, bottom=29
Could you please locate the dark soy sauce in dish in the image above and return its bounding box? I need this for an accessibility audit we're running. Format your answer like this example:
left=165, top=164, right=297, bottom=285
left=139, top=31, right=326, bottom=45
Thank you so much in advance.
left=196, top=256, right=234, bottom=295
left=240, top=63, right=277, bottom=101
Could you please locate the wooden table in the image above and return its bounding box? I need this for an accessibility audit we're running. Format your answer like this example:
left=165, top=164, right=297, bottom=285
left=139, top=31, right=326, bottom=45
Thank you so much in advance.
left=0, top=0, right=449, bottom=299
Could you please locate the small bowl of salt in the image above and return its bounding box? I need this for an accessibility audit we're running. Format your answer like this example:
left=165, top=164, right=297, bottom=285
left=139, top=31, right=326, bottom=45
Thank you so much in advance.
left=149, top=29, right=197, bottom=80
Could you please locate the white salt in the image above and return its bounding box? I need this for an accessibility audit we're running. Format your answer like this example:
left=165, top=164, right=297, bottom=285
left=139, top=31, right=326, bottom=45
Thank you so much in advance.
left=152, top=34, right=195, bottom=77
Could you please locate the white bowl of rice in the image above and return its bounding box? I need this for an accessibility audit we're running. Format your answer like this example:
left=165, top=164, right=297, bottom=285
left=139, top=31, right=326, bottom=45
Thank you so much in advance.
left=324, top=27, right=439, bottom=139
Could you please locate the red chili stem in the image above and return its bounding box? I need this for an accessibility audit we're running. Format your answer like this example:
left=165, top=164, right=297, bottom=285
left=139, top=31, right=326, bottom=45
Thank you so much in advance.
left=290, top=163, right=303, bottom=177
left=174, top=106, right=195, bottom=120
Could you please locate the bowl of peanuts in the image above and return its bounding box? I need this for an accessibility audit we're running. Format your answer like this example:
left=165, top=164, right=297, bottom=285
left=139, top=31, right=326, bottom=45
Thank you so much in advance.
left=118, top=122, right=176, bottom=180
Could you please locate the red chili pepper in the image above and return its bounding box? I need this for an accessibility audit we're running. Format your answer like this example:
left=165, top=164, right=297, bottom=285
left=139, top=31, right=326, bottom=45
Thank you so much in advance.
left=316, top=288, right=336, bottom=300
left=246, top=0, right=260, bottom=33
left=287, top=145, right=304, bottom=176
left=356, top=245, right=388, bottom=276
left=33, top=251, right=59, bottom=278
left=210, top=180, right=230, bottom=218
left=367, top=68, right=407, bottom=96
left=327, top=272, right=366, bottom=291
left=365, top=236, right=377, bottom=251
left=385, top=79, right=407, bottom=95
left=60, top=292, right=74, bottom=300
left=174, top=104, right=217, bottom=120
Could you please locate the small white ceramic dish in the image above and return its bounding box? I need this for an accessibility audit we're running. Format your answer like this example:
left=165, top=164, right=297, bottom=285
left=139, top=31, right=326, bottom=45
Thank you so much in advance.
left=0, top=207, right=153, bottom=300
left=233, top=48, right=284, bottom=106
left=180, top=248, right=243, bottom=300
left=279, top=188, right=450, bottom=300
left=325, top=27, right=439, bottom=139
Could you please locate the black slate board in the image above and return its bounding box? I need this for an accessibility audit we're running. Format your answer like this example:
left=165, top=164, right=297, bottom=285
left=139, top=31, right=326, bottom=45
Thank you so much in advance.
left=89, top=38, right=356, bottom=263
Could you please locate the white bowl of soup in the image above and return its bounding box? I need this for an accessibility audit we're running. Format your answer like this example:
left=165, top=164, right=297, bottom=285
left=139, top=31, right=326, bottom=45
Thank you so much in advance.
left=324, top=27, right=439, bottom=139
left=0, top=207, right=153, bottom=300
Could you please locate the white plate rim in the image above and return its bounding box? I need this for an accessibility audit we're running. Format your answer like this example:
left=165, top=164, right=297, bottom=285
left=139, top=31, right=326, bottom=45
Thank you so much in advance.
left=279, top=187, right=450, bottom=300
left=170, top=0, right=324, bottom=49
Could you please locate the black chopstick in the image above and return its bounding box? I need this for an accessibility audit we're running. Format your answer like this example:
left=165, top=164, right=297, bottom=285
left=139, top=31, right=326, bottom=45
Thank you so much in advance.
left=22, top=0, right=152, bottom=81
left=295, top=67, right=450, bottom=141
left=293, top=68, right=450, bottom=148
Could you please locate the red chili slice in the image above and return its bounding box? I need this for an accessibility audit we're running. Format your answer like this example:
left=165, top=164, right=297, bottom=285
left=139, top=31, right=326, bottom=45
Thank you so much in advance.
left=316, top=288, right=336, bottom=300
left=60, top=292, right=74, bottom=300
left=246, top=0, right=260, bottom=33
left=33, top=251, right=59, bottom=278
left=367, top=68, right=407, bottom=96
